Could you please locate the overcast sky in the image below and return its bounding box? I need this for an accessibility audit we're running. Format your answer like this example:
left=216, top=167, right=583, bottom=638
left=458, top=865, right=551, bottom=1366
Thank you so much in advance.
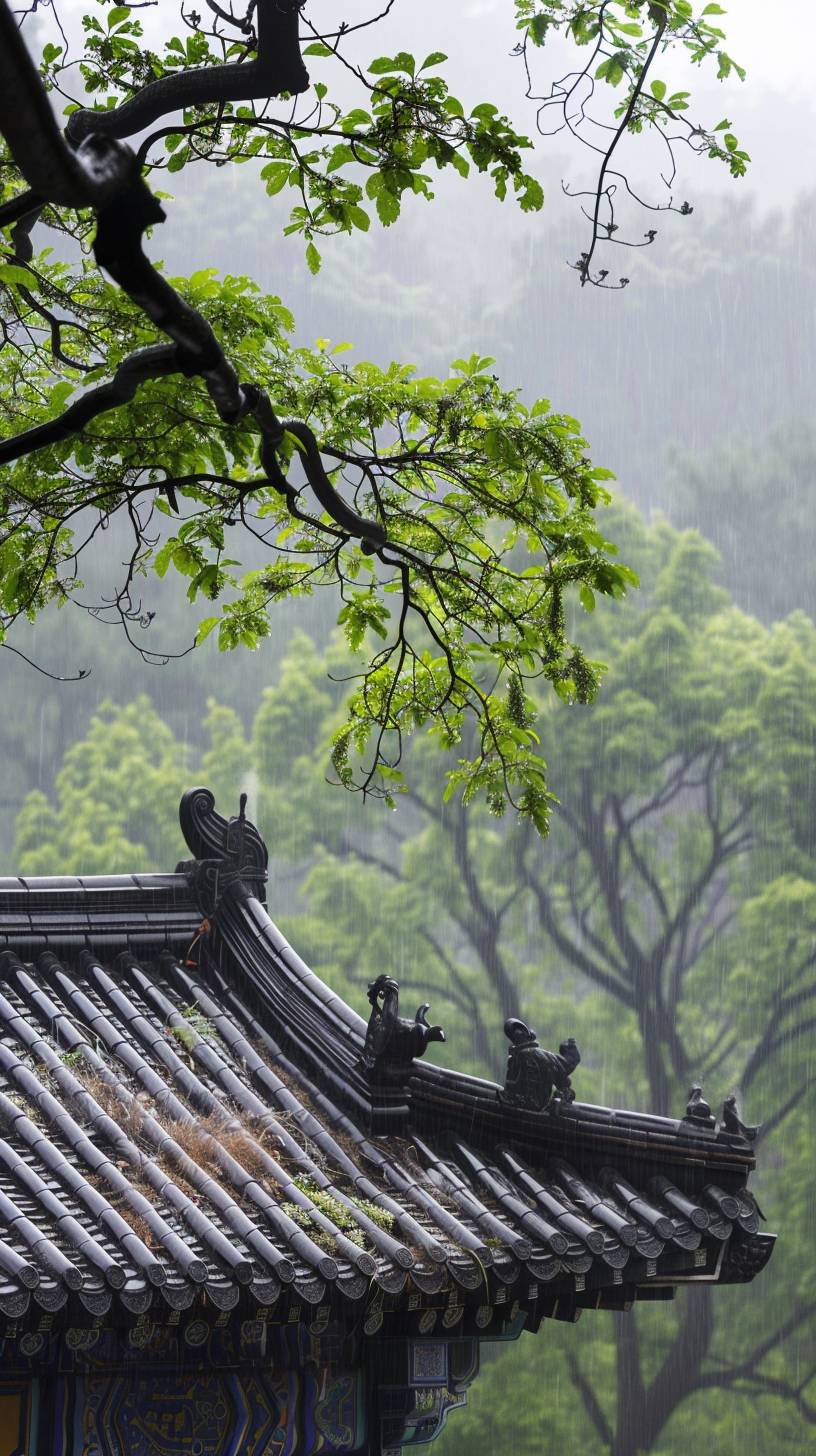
left=395, top=0, right=816, bottom=210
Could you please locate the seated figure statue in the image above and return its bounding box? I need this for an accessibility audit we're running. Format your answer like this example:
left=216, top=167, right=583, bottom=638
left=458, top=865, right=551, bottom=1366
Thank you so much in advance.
left=498, top=1018, right=581, bottom=1112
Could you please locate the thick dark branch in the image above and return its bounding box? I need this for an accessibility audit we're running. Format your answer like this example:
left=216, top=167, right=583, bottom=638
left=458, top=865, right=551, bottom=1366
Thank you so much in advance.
left=613, top=1310, right=646, bottom=1456
left=0, top=188, right=42, bottom=233
left=0, top=93, right=387, bottom=556
left=742, top=1015, right=816, bottom=1092
left=524, top=867, right=635, bottom=1007
left=624, top=752, right=705, bottom=831
left=754, top=1085, right=809, bottom=1145
left=0, top=1, right=108, bottom=206
left=699, top=1303, right=816, bottom=1397
left=613, top=792, right=670, bottom=927
left=634, top=1289, right=713, bottom=1452
left=568, top=781, right=646, bottom=982
left=416, top=926, right=492, bottom=1067
left=698, top=1022, right=738, bottom=1082
left=65, top=0, right=309, bottom=145
left=0, top=343, right=182, bottom=465
left=92, top=167, right=384, bottom=550
left=566, top=858, right=631, bottom=985
left=649, top=799, right=750, bottom=993
left=709, top=1371, right=814, bottom=1422
left=668, top=884, right=733, bottom=1020
left=14, top=282, right=92, bottom=372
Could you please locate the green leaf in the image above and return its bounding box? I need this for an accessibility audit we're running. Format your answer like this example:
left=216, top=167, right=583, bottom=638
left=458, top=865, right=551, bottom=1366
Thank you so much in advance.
left=305, top=241, right=321, bottom=275
left=195, top=615, right=219, bottom=645
left=153, top=540, right=176, bottom=579
left=0, top=263, right=32, bottom=287
left=368, top=52, right=415, bottom=77
left=579, top=584, right=596, bottom=613
left=261, top=162, right=290, bottom=196
left=470, top=102, right=498, bottom=121
left=347, top=205, right=370, bottom=233
left=50, top=381, right=75, bottom=409
left=375, top=190, right=400, bottom=226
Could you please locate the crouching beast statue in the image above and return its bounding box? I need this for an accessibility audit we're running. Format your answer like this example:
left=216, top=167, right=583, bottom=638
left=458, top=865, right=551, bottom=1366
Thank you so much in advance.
left=359, top=974, right=446, bottom=1084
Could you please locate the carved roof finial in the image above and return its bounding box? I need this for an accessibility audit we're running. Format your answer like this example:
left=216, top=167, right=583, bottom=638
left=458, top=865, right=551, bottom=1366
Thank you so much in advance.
left=359, top=974, right=445, bottom=1084
left=683, top=1084, right=715, bottom=1128
left=177, top=786, right=268, bottom=916
left=722, top=1092, right=759, bottom=1143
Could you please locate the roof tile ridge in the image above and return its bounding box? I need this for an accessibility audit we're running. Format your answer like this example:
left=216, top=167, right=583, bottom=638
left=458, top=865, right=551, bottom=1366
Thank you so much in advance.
left=32, top=955, right=292, bottom=1289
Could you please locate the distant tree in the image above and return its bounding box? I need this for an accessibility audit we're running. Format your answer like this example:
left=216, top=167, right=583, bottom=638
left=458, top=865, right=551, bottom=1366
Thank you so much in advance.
left=667, top=421, right=816, bottom=624
left=0, top=0, right=748, bottom=821
left=16, top=695, right=194, bottom=872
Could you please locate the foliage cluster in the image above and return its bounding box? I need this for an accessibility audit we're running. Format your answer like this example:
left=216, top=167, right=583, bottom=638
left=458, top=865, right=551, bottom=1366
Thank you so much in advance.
left=513, top=0, right=748, bottom=285
left=0, top=0, right=747, bottom=823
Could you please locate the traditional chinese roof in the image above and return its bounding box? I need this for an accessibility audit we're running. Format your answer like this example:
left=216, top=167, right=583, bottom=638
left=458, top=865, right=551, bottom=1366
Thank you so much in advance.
left=0, top=788, right=773, bottom=1341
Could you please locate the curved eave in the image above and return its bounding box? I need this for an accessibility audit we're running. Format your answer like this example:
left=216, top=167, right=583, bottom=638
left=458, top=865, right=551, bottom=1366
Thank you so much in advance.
left=0, top=866, right=772, bottom=1330
left=212, top=884, right=757, bottom=1181
left=0, top=870, right=757, bottom=1180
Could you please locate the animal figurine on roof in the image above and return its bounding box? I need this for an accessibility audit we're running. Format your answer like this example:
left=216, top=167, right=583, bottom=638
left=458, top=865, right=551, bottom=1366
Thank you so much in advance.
left=721, top=1092, right=759, bottom=1142
left=359, top=974, right=446, bottom=1083
left=683, top=1084, right=716, bottom=1128
left=498, top=1018, right=580, bottom=1112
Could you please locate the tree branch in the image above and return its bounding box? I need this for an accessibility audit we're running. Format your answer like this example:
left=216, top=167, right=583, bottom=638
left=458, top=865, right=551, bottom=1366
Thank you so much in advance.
left=699, top=1302, right=816, bottom=1405
left=65, top=0, right=309, bottom=145
left=566, top=1350, right=613, bottom=1450
left=524, top=865, right=635, bottom=1007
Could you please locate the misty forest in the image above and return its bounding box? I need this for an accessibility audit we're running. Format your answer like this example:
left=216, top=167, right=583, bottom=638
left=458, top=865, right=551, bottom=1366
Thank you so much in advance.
left=0, top=2, right=813, bottom=1454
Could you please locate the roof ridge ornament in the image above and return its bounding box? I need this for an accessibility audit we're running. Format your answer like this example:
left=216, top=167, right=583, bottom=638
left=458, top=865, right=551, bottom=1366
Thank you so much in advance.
left=177, top=787, right=268, bottom=917
left=682, top=1084, right=716, bottom=1130
left=498, top=1018, right=580, bottom=1113
left=359, top=974, right=446, bottom=1084
left=721, top=1092, right=759, bottom=1143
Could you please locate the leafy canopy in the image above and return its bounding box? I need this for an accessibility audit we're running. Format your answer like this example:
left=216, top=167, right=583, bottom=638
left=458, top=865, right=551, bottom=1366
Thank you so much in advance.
left=0, top=0, right=744, bottom=825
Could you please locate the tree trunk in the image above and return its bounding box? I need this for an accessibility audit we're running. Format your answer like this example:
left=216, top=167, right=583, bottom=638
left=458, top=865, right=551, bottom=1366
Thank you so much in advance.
left=613, top=1311, right=646, bottom=1456
left=613, top=1289, right=715, bottom=1454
